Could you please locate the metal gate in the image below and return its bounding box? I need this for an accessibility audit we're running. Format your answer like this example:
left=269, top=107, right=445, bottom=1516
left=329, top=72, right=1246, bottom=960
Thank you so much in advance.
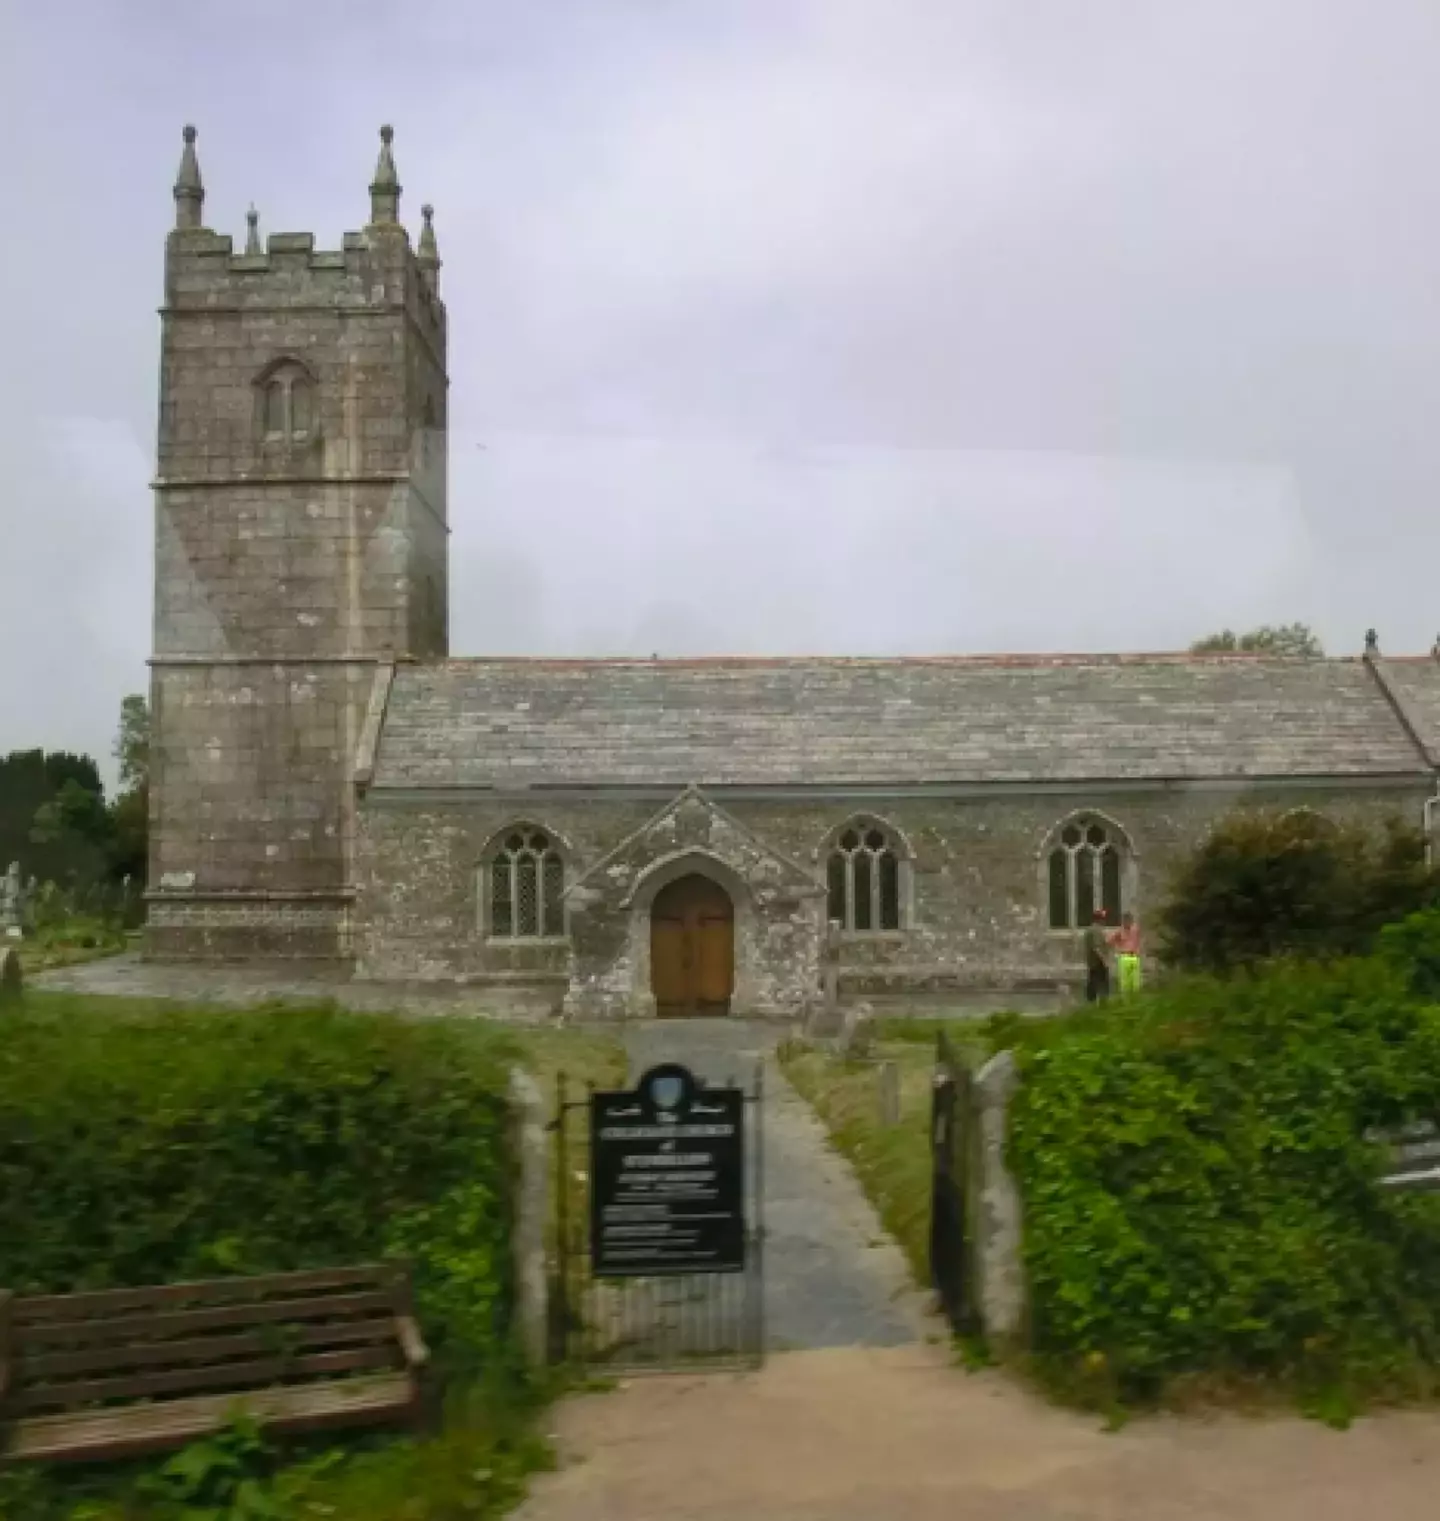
left=929, top=1029, right=980, bottom=1335
left=549, top=1062, right=765, bottom=1372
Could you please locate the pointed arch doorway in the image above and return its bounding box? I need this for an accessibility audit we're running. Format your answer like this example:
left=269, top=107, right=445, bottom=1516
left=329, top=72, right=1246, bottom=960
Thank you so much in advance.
left=650, top=874, right=734, bottom=1017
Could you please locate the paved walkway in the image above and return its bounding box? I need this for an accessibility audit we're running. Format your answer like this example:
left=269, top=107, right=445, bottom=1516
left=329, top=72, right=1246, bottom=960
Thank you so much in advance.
left=621, top=1019, right=929, bottom=1350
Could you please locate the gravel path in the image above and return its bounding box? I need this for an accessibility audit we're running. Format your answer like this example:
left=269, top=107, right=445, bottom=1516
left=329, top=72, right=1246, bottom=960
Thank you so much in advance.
left=517, top=1343, right=1440, bottom=1521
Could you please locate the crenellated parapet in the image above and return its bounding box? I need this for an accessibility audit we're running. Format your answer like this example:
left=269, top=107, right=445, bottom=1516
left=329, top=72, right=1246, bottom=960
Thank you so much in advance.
left=163, top=126, right=446, bottom=362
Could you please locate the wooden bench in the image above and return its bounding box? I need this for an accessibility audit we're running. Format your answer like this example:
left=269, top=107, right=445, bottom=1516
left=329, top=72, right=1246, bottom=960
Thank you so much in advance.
left=0, top=1262, right=429, bottom=1465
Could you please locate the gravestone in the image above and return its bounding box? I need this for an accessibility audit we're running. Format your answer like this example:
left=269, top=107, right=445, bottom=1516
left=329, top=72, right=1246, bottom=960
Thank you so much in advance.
left=876, top=1059, right=901, bottom=1125
left=1367, top=1120, right=1440, bottom=1193
left=840, top=1000, right=875, bottom=1059
left=0, top=862, right=21, bottom=939
left=804, top=919, right=846, bottom=1039
left=0, top=946, right=22, bottom=1008
left=824, top=917, right=842, bottom=1015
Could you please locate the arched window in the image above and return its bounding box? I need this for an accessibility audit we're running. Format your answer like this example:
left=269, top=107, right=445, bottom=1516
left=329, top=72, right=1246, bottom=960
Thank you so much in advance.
left=256, top=359, right=316, bottom=443
left=1044, top=814, right=1128, bottom=929
left=487, top=827, right=566, bottom=939
left=827, top=821, right=903, bottom=932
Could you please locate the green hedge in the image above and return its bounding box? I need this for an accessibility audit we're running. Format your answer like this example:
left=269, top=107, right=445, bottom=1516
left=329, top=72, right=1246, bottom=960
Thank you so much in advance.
left=0, top=1000, right=520, bottom=1373
left=1008, top=928, right=1440, bottom=1410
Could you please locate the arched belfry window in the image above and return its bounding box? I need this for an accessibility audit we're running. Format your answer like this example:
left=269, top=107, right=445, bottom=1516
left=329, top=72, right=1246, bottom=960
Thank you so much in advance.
left=1044, top=814, right=1131, bottom=929
left=486, top=826, right=566, bottom=939
left=255, top=358, right=317, bottom=444
left=827, top=820, right=905, bottom=932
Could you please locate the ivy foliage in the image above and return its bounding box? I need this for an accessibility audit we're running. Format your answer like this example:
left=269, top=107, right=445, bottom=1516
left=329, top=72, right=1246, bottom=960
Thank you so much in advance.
left=1009, top=914, right=1440, bottom=1411
left=0, top=1000, right=519, bottom=1375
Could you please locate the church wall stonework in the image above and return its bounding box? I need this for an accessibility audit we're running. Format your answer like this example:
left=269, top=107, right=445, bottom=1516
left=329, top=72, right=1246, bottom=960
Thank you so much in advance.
left=146, top=127, right=447, bottom=961
left=724, top=784, right=1428, bottom=996
left=353, top=779, right=1429, bottom=1016
left=354, top=800, right=654, bottom=985
left=354, top=792, right=828, bottom=1018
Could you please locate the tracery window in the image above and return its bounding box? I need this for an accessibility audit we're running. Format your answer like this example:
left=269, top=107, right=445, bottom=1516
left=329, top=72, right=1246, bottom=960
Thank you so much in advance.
left=827, top=821, right=903, bottom=932
left=488, top=827, right=565, bottom=939
left=256, top=359, right=316, bottom=443
left=1046, top=815, right=1126, bottom=929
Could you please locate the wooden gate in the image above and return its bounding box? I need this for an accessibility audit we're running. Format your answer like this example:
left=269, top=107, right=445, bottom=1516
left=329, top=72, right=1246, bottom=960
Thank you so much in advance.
left=549, top=1063, right=765, bottom=1371
left=929, top=1029, right=980, bottom=1335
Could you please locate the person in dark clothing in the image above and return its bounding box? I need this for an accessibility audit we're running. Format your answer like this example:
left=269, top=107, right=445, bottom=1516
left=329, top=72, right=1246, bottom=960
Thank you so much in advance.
left=1082, top=909, right=1112, bottom=1003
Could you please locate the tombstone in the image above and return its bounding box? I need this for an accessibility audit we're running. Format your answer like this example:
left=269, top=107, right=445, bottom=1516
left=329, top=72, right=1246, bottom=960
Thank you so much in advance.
left=0, top=862, right=21, bottom=939
left=0, top=945, right=22, bottom=1008
left=824, top=917, right=842, bottom=1014
left=840, top=1000, right=876, bottom=1060
left=876, top=1059, right=901, bottom=1125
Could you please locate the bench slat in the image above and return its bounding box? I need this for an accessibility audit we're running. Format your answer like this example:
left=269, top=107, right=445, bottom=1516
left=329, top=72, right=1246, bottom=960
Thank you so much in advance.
left=3, top=1372, right=415, bottom=1465
left=17, top=1290, right=396, bottom=1348
left=23, top=1316, right=399, bottom=1382
left=14, top=1265, right=401, bottom=1323
left=19, top=1345, right=401, bottom=1413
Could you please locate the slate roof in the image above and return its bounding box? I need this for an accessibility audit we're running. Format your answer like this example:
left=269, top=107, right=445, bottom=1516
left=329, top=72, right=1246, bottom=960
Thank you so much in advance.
left=1376, top=659, right=1440, bottom=767
left=368, top=655, right=1435, bottom=790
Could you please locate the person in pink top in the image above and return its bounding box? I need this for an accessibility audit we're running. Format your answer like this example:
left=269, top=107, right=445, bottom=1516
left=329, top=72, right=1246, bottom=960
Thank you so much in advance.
left=1109, top=912, right=1142, bottom=996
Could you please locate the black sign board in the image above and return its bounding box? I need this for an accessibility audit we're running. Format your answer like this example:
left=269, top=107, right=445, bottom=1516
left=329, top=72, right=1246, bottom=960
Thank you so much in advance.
left=590, top=1063, right=746, bottom=1279
left=1367, top=1119, right=1440, bottom=1193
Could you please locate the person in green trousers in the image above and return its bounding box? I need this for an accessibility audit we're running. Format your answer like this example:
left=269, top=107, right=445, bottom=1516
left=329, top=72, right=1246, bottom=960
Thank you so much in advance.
left=1111, top=911, right=1142, bottom=996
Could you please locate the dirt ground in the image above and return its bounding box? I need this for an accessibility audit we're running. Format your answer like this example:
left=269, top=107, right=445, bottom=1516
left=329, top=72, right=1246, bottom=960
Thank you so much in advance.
left=516, top=1343, right=1440, bottom=1521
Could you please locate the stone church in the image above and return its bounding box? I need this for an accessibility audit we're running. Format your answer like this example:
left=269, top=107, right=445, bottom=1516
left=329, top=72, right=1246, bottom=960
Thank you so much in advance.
left=146, top=127, right=1440, bottom=1019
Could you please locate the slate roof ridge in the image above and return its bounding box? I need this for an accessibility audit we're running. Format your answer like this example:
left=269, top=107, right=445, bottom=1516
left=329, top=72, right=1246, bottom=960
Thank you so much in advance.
left=420, top=651, right=1372, bottom=671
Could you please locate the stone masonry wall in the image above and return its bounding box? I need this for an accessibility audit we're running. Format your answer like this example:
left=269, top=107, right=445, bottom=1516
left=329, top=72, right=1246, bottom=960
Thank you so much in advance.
left=147, top=663, right=374, bottom=959
left=148, top=207, right=446, bottom=960
left=355, top=800, right=656, bottom=982
left=354, top=780, right=1429, bottom=1009
left=730, top=783, right=1431, bottom=994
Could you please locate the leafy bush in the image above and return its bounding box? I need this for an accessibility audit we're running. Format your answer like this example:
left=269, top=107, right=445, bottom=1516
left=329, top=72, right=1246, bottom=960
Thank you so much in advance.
left=1009, top=945, right=1440, bottom=1410
left=0, top=1000, right=520, bottom=1374
left=1378, top=905, right=1440, bottom=1000
left=1159, top=809, right=1440, bottom=974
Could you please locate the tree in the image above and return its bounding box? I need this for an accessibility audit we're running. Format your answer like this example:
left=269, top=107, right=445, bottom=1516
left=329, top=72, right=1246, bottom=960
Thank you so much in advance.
left=0, top=698, right=150, bottom=897
left=108, top=693, right=150, bottom=886
left=1159, top=808, right=1440, bottom=974
left=0, top=750, right=108, bottom=889
left=114, top=692, right=149, bottom=794
left=1189, top=622, right=1324, bottom=657
left=108, top=786, right=148, bottom=885
left=29, top=776, right=113, bottom=894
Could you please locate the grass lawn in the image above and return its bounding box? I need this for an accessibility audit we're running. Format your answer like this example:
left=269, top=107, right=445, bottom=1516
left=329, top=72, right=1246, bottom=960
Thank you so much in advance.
left=1, top=990, right=626, bottom=1521
left=14, top=939, right=127, bottom=974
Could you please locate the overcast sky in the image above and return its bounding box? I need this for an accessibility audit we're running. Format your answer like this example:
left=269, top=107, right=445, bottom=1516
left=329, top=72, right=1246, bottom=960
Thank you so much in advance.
left=6, top=0, right=1440, bottom=787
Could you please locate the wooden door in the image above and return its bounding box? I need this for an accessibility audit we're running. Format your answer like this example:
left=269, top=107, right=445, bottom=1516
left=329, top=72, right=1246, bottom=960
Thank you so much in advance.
left=650, top=875, right=735, bottom=1017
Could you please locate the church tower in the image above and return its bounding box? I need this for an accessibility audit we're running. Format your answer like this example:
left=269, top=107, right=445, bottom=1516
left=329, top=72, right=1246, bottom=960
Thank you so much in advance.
left=147, top=126, right=449, bottom=959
